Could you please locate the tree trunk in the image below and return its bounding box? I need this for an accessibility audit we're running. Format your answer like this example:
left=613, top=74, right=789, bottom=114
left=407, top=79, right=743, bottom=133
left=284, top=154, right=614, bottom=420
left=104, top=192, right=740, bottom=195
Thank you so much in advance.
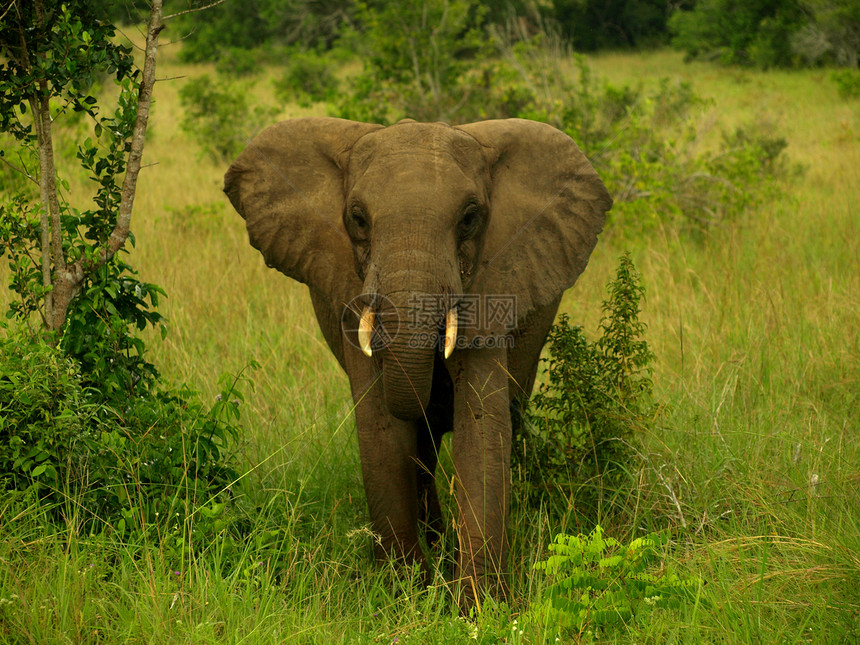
left=25, top=0, right=165, bottom=333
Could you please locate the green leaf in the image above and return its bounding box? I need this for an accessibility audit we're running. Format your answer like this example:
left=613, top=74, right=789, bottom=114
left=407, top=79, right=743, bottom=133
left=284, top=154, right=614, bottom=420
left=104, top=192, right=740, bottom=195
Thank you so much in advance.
left=199, top=502, right=226, bottom=518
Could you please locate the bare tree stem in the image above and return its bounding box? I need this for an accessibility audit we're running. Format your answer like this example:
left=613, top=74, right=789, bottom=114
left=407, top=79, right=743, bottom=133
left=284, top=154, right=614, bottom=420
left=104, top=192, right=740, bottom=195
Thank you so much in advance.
left=30, top=95, right=54, bottom=329
left=163, top=0, right=227, bottom=21
left=20, top=0, right=62, bottom=329
left=106, top=0, right=163, bottom=262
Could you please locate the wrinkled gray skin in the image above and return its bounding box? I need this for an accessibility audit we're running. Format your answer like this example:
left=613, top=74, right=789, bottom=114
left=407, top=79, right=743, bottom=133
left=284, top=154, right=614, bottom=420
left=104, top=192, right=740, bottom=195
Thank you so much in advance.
left=224, top=117, right=612, bottom=604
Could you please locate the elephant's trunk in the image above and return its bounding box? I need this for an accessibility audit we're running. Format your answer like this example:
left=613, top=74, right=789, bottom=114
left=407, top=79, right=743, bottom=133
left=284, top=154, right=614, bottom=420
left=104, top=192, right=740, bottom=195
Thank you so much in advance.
left=383, top=334, right=435, bottom=420
left=377, top=291, right=442, bottom=420
left=364, top=231, right=461, bottom=420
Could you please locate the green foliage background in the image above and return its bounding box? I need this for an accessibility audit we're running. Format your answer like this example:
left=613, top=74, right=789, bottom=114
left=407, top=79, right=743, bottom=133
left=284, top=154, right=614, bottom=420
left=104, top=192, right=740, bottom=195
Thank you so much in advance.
left=170, top=0, right=860, bottom=70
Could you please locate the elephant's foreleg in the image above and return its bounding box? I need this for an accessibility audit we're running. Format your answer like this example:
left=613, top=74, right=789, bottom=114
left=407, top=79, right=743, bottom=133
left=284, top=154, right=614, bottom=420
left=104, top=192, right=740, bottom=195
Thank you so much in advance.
left=345, top=347, right=426, bottom=573
left=357, top=417, right=424, bottom=566
left=447, top=346, right=512, bottom=605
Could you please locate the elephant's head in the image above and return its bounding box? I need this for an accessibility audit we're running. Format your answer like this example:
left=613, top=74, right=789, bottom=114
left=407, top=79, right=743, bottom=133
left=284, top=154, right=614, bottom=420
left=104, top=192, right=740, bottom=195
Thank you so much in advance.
left=224, top=117, right=611, bottom=420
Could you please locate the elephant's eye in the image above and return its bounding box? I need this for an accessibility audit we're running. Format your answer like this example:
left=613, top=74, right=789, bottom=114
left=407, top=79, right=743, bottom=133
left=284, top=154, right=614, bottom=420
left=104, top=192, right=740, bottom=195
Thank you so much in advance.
left=348, top=205, right=370, bottom=240
left=458, top=203, right=482, bottom=240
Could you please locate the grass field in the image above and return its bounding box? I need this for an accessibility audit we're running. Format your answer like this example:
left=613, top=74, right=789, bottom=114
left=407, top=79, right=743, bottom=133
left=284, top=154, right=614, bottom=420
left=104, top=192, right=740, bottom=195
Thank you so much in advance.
left=1, top=40, right=858, bottom=643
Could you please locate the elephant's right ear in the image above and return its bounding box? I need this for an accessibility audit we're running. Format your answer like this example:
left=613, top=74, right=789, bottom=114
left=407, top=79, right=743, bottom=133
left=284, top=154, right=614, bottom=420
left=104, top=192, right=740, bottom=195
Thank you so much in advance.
left=224, top=117, right=382, bottom=302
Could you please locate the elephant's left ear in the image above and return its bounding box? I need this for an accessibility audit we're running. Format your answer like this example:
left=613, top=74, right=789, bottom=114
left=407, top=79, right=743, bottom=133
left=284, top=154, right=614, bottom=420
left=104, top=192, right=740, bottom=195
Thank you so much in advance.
left=457, top=119, right=612, bottom=332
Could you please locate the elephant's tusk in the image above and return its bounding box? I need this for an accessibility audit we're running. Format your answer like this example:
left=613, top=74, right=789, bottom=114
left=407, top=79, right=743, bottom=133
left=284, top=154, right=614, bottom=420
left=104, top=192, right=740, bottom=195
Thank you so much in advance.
left=444, top=308, right=458, bottom=359
left=358, top=307, right=375, bottom=357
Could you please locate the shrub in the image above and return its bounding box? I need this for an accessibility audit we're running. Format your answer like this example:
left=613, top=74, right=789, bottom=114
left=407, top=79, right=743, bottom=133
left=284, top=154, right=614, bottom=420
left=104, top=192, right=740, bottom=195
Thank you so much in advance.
left=273, top=50, right=340, bottom=107
left=666, top=0, right=860, bottom=69
left=176, top=0, right=354, bottom=63
left=606, top=108, right=789, bottom=237
left=515, top=254, right=654, bottom=511
left=527, top=526, right=703, bottom=636
left=0, top=327, right=248, bottom=545
left=60, top=261, right=166, bottom=396
left=216, top=46, right=265, bottom=77
left=334, top=0, right=491, bottom=123
left=668, top=0, right=805, bottom=68
left=179, top=75, right=278, bottom=162
left=832, top=68, right=860, bottom=98
left=794, top=0, right=860, bottom=67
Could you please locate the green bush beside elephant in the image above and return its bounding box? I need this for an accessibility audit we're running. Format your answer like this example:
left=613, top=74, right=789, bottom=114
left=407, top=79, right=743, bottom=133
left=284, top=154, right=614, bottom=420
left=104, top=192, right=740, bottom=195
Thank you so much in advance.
left=224, top=117, right=612, bottom=603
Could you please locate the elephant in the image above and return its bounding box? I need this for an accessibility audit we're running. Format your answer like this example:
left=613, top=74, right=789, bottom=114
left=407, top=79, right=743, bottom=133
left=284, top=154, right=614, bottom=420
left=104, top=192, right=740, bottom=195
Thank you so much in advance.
left=224, top=116, right=612, bottom=603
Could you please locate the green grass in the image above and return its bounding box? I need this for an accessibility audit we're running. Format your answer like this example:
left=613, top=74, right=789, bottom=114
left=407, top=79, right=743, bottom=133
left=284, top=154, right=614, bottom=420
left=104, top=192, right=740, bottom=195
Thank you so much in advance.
left=1, top=45, right=858, bottom=643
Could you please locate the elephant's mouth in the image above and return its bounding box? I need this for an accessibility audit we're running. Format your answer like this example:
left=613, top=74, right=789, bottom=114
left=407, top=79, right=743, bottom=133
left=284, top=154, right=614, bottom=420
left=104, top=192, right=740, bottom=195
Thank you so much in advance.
left=356, top=300, right=459, bottom=420
left=357, top=305, right=458, bottom=359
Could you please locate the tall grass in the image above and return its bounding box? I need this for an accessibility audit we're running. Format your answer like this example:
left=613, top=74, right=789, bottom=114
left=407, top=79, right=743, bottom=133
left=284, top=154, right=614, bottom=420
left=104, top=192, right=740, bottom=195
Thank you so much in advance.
left=1, top=43, right=858, bottom=642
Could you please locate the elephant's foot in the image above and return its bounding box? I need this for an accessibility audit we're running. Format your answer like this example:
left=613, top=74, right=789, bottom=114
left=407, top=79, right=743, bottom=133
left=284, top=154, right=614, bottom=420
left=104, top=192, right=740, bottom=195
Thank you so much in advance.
left=454, top=541, right=510, bottom=612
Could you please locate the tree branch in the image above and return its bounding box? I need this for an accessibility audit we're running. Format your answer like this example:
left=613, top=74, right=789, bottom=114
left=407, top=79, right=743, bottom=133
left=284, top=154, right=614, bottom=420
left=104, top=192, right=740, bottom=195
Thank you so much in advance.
left=16, top=0, right=58, bottom=329
left=163, top=0, right=227, bottom=21
left=0, top=148, right=38, bottom=185
left=104, top=0, right=163, bottom=263
left=0, top=0, right=16, bottom=24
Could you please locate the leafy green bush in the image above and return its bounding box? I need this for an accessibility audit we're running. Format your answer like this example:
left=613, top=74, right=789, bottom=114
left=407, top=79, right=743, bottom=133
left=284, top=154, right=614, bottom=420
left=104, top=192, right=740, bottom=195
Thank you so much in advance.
left=335, top=0, right=491, bottom=123
left=60, top=262, right=165, bottom=396
left=793, top=1, right=860, bottom=67
left=669, top=0, right=860, bottom=69
left=179, top=75, right=278, bottom=162
left=273, top=50, right=340, bottom=107
left=668, top=0, right=804, bottom=68
left=216, top=46, right=265, bottom=77
left=516, top=254, right=654, bottom=509
left=0, top=328, right=248, bottom=544
left=832, top=68, right=860, bottom=98
left=527, top=526, right=703, bottom=637
left=604, top=106, right=789, bottom=237
left=176, top=0, right=353, bottom=63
